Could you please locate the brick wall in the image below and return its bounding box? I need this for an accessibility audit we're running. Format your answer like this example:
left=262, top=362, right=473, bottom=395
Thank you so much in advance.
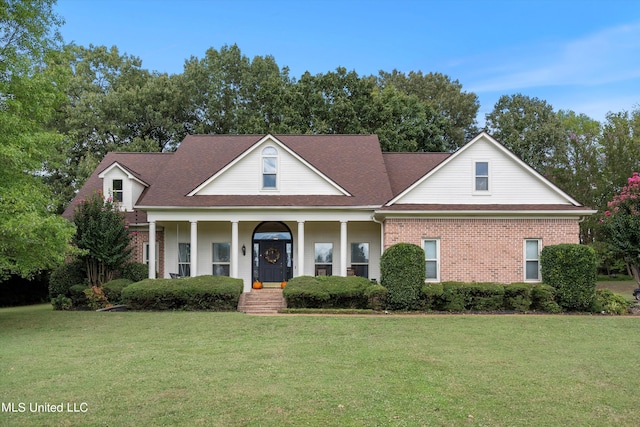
left=384, top=218, right=580, bottom=283
left=129, top=228, right=165, bottom=278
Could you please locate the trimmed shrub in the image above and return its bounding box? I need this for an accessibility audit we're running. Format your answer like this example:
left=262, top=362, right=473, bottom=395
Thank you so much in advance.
left=121, top=263, right=148, bottom=283
left=541, top=244, right=597, bottom=311
left=531, top=284, right=562, bottom=313
left=48, top=259, right=86, bottom=299
left=380, top=243, right=425, bottom=310
left=592, top=289, right=631, bottom=315
left=103, top=279, right=134, bottom=305
left=503, top=283, right=534, bottom=312
left=461, top=282, right=505, bottom=311
left=364, top=284, right=387, bottom=311
left=283, top=276, right=385, bottom=309
left=121, top=276, right=243, bottom=311
left=441, top=282, right=466, bottom=312
left=421, top=283, right=444, bottom=310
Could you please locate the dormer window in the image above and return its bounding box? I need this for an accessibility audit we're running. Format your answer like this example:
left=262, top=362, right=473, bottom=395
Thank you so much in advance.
left=112, top=179, right=123, bottom=202
left=262, top=147, right=278, bottom=189
left=475, top=161, right=489, bottom=192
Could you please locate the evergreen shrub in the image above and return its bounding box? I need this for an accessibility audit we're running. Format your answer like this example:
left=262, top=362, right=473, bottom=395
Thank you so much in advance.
left=441, top=282, right=466, bottom=311
left=103, top=278, right=134, bottom=305
left=421, top=283, right=444, bottom=310
left=380, top=243, right=425, bottom=310
left=122, top=276, right=243, bottom=311
left=48, top=259, right=86, bottom=299
left=592, top=289, right=631, bottom=315
left=461, top=282, right=505, bottom=311
left=283, top=276, right=385, bottom=309
left=531, top=284, right=562, bottom=313
left=121, top=263, right=148, bottom=282
left=541, top=244, right=597, bottom=311
left=503, top=283, right=534, bottom=312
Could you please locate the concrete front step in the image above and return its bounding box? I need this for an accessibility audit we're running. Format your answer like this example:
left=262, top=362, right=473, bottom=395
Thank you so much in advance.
left=237, top=289, right=287, bottom=314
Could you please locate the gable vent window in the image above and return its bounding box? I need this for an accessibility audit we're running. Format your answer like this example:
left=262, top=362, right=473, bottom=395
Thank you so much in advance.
left=475, top=161, right=489, bottom=191
left=262, top=146, right=278, bottom=189
left=112, top=179, right=123, bottom=202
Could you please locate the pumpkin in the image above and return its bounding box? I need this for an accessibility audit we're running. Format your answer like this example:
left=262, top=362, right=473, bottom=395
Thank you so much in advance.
left=281, top=281, right=287, bottom=289
left=252, top=281, right=263, bottom=289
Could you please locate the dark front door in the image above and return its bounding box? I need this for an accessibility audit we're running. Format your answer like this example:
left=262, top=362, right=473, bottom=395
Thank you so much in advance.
left=259, top=240, right=286, bottom=282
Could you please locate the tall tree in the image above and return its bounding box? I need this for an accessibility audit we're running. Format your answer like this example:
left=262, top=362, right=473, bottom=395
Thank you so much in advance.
left=378, top=70, right=479, bottom=150
left=554, top=110, right=603, bottom=243
left=598, top=110, right=640, bottom=208
left=485, top=94, right=566, bottom=175
left=0, top=0, right=75, bottom=280
left=46, top=44, right=191, bottom=210
left=371, top=86, right=448, bottom=152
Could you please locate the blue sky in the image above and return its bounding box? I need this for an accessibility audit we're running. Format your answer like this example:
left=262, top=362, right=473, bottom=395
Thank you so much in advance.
left=55, top=0, right=640, bottom=125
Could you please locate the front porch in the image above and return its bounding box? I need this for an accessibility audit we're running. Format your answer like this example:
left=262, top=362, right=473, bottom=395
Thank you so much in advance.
left=144, top=212, right=383, bottom=293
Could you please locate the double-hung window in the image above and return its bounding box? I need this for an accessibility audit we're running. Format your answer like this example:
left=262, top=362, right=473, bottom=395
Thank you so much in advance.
left=524, top=239, right=542, bottom=281
left=262, top=147, right=278, bottom=189
left=423, top=239, right=440, bottom=281
left=112, top=179, right=123, bottom=202
left=178, top=243, right=191, bottom=277
left=475, top=161, right=489, bottom=192
left=314, top=243, right=333, bottom=276
left=212, top=242, right=231, bottom=276
left=350, top=243, right=369, bottom=278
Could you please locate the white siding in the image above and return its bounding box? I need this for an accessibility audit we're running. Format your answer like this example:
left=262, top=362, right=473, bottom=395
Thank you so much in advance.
left=195, top=140, right=343, bottom=196
left=395, top=136, right=569, bottom=205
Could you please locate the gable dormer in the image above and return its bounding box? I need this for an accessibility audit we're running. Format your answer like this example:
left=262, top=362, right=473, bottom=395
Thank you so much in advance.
left=188, top=135, right=350, bottom=196
left=98, top=162, right=149, bottom=211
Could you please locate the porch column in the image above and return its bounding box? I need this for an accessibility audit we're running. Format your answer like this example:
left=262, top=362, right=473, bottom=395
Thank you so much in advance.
left=148, top=221, right=156, bottom=279
left=231, top=221, right=239, bottom=278
left=190, top=221, right=198, bottom=277
left=297, top=221, right=305, bottom=277
left=340, top=220, right=348, bottom=277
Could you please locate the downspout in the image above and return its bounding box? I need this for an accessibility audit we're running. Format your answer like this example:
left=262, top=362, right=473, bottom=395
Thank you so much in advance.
left=371, top=213, right=385, bottom=256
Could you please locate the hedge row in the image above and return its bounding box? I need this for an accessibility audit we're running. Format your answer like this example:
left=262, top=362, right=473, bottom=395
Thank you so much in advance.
left=121, top=275, right=243, bottom=311
left=422, top=282, right=562, bottom=313
left=283, top=276, right=387, bottom=310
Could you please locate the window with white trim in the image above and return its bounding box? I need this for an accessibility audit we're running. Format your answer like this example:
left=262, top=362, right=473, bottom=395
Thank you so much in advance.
left=524, top=239, right=541, bottom=281
left=112, top=179, right=124, bottom=202
left=178, top=242, right=191, bottom=277
left=423, top=239, right=440, bottom=281
left=350, top=243, right=369, bottom=278
left=314, top=243, right=333, bottom=276
left=475, top=161, right=489, bottom=192
left=212, top=242, right=231, bottom=276
left=262, top=146, right=278, bottom=189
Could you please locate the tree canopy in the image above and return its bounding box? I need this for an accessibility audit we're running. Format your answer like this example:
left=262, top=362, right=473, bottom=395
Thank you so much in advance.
left=0, top=0, right=74, bottom=280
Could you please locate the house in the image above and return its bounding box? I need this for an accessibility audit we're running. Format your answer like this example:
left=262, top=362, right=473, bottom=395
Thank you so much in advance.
left=64, top=132, right=595, bottom=292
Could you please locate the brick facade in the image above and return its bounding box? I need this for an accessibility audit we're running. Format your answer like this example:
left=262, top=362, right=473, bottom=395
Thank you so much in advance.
left=384, top=218, right=580, bottom=283
left=129, top=227, right=165, bottom=277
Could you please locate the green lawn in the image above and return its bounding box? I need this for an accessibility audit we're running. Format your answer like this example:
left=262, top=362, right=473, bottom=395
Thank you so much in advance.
left=597, top=279, right=638, bottom=300
left=1, top=305, right=639, bottom=426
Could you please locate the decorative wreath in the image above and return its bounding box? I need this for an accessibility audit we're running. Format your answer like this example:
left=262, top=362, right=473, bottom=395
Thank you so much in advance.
left=264, top=247, right=281, bottom=264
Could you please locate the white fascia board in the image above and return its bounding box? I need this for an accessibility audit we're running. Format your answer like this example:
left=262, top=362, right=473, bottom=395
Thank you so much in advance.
left=98, top=162, right=149, bottom=187
left=187, top=134, right=352, bottom=197
left=385, top=132, right=583, bottom=207
left=375, top=208, right=598, bottom=218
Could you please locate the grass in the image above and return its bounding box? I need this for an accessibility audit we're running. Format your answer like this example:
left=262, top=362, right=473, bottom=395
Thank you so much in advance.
left=1, top=304, right=639, bottom=426
left=597, top=279, right=638, bottom=300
